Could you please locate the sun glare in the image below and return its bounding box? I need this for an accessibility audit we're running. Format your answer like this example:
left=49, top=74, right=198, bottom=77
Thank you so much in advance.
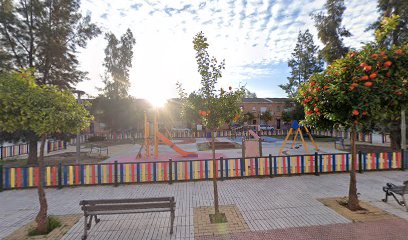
left=148, top=95, right=168, bottom=108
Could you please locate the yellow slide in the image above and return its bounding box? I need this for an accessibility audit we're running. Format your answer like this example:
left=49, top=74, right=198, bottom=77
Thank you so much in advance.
left=156, top=132, right=198, bottom=157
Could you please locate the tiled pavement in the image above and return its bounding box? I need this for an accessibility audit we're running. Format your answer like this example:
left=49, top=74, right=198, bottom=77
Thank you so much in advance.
left=196, top=218, right=408, bottom=240
left=0, top=171, right=407, bottom=239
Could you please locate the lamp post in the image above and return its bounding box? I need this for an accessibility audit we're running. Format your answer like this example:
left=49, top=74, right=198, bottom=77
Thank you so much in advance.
left=73, top=90, right=85, bottom=164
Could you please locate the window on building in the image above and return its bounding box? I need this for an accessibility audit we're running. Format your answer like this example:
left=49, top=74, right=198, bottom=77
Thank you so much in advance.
left=260, top=107, right=267, bottom=113
left=252, top=107, right=256, bottom=113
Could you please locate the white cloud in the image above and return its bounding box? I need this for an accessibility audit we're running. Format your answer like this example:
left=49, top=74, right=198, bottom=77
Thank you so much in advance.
left=76, top=0, right=379, bottom=101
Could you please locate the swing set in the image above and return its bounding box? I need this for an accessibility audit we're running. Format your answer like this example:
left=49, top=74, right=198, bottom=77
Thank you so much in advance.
left=278, top=120, right=319, bottom=155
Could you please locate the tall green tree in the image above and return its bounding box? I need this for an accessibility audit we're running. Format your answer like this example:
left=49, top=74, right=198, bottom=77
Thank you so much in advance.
left=178, top=32, right=244, bottom=222
left=368, top=0, right=407, bottom=47
left=93, top=29, right=138, bottom=133
left=312, top=0, right=352, bottom=64
left=102, top=28, right=136, bottom=99
left=0, top=0, right=100, bottom=163
left=0, top=70, right=92, bottom=234
left=279, top=29, right=323, bottom=97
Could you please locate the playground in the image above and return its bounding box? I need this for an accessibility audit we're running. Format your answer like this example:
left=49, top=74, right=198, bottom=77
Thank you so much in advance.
left=102, top=120, right=347, bottom=164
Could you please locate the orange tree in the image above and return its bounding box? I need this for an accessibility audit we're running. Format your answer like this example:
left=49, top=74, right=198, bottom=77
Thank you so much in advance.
left=296, top=43, right=408, bottom=210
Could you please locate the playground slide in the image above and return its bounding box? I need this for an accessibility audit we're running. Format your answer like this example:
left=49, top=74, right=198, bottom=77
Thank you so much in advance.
left=248, top=129, right=260, bottom=140
left=156, top=132, right=198, bottom=157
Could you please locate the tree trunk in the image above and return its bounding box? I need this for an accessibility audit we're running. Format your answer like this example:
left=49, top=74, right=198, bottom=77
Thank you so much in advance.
left=27, top=140, right=38, bottom=165
left=389, top=120, right=401, bottom=150
left=212, top=131, right=220, bottom=215
left=348, top=123, right=362, bottom=211
left=35, top=135, right=49, bottom=234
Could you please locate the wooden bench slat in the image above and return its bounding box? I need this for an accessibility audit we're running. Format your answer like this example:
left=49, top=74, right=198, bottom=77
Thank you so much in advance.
left=80, top=197, right=173, bottom=206
left=83, top=203, right=173, bottom=212
left=86, top=209, right=171, bottom=215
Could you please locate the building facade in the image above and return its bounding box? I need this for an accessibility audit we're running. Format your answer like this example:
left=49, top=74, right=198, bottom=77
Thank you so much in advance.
left=240, top=98, right=295, bottom=129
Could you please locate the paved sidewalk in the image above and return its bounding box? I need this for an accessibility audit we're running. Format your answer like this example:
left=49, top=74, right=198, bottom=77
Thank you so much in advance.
left=0, top=171, right=407, bottom=239
left=197, top=218, right=408, bottom=240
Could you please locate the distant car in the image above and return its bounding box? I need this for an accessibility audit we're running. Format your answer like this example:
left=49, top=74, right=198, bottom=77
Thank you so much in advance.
left=260, top=124, right=274, bottom=131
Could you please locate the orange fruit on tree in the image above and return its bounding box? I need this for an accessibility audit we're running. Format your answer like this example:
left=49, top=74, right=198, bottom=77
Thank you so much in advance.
left=371, top=54, right=378, bottom=59
left=360, top=76, right=369, bottom=81
left=363, top=65, right=372, bottom=71
left=384, top=61, right=392, bottom=67
left=352, top=110, right=359, bottom=116
left=383, top=55, right=388, bottom=60
left=362, top=111, right=368, bottom=115
left=369, top=73, right=377, bottom=79
left=395, top=49, right=403, bottom=54
left=314, top=108, right=319, bottom=112
left=364, top=82, right=373, bottom=87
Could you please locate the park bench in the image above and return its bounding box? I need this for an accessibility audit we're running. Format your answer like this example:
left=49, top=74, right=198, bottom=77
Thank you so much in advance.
left=89, top=143, right=108, bottom=156
left=382, top=181, right=408, bottom=212
left=334, top=137, right=345, bottom=150
left=79, top=197, right=176, bottom=240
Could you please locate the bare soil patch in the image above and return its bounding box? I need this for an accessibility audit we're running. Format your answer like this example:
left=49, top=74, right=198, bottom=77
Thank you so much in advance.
left=194, top=205, right=249, bottom=237
left=4, top=214, right=81, bottom=240
left=319, top=197, right=398, bottom=222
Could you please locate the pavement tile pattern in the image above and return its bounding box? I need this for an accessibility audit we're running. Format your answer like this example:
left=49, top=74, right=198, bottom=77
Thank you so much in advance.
left=0, top=171, right=407, bottom=239
left=196, top=218, right=408, bottom=240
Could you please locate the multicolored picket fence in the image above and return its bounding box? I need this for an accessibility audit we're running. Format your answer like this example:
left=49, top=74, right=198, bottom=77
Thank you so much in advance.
left=0, top=151, right=404, bottom=191
left=0, top=144, right=29, bottom=160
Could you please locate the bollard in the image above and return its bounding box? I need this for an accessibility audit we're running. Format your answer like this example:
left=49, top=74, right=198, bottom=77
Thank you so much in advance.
left=57, top=163, right=62, bottom=189
left=114, top=161, right=118, bottom=187
left=269, top=154, right=273, bottom=177
left=169, top=158, right=173, bottom=184
left=358, top=151, right=363, bottom=174
left=401, top=149, right=405, bottom=171
left=314, top=152, right=319, bottom=176
left=0, top=146, right=3, bottom=160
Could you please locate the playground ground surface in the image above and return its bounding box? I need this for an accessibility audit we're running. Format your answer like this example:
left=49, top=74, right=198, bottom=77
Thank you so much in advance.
left=2, top=136, right=400, bottom=167
left=1, top=171, right=408, bottom=239
left=102, top=136, right=348, bottom=163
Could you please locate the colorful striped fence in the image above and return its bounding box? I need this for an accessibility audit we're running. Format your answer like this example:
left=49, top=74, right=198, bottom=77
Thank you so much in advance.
left=0, top=151, right=405, bottom=191
left=0, top=144, right=29, bottom=160
left=46, top=140, right=67, bottom=153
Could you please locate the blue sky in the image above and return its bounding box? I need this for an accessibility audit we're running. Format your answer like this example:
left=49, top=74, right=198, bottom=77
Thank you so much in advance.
left=77, top=0, right=379, bottom=105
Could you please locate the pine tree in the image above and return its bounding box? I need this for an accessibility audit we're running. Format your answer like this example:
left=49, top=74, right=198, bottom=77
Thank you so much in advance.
left=312, top=0, right=351, bottom=64
left=279, top=30, right=323, bottom=98
left=0, top=0, right=100, bottom=164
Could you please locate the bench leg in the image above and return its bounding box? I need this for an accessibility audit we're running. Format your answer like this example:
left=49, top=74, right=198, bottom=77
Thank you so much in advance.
left=87, top=215, right=93, bottom=230
left=82, top=215, right=88, bottom=240
left=382, top=190, right=405, bottom=206
left=403, top=195, right=408, bottom=212
left=382, top=189, right=390, bottom=202
left=170, top=209, right=175, bottom=234
left=95, top=215, right=100, bottom=224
